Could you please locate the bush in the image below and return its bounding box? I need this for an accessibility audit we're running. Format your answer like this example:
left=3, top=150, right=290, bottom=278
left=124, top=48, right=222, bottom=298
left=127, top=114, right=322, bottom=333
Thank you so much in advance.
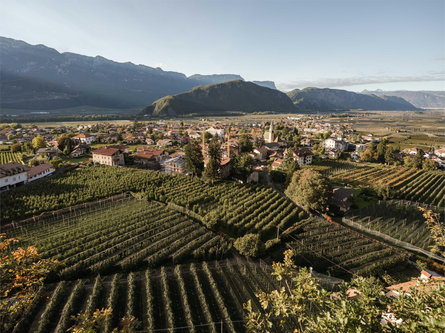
left=234, top=234, right=265, bottom=257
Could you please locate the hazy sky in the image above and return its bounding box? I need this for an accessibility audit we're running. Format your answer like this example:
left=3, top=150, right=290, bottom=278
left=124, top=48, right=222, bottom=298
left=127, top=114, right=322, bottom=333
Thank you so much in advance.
left=1, top=0, right=444, bottom=91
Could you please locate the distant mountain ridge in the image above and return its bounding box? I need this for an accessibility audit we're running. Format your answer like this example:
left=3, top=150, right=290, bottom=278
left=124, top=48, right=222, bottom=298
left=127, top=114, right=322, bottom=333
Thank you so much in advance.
left=0, top=37, right=274, bottom=110
left=188, top=74, right=277, bottom=89
left=362, top=90, right=445, bottom=108
left=142, top=80, right=295, bottom=116
left=287, top=87, right=418, bottom=111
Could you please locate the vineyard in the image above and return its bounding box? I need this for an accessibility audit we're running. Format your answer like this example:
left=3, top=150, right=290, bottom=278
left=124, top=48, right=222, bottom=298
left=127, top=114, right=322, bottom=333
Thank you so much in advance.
left=284, top=218, right=408, bottom=277
left=1, top=166, right=308, bottom=241
left=0, top=151, right=22, bottom=164
left=8, top=258, right=286, bottom=333
left=6, top=196, right=231, bottom=279
left=331, top=165, right=445, bottom=207
left=343, top=201, right=444, bottom=252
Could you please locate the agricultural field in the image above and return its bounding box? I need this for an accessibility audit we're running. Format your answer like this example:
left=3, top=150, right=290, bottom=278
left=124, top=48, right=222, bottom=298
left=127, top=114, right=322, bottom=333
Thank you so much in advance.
left=5, top=196, right=231, bottom=279
left=284, top=218, right=408, bottom=278
left=1, top=166, right=308, bottom=241
left=343, top=201, right=443, bottom=252
left=7, top=258, right=284, bottom=333
left=331, top=165, right=445, bottom=207
left=0, top=151, right=22, bottom=164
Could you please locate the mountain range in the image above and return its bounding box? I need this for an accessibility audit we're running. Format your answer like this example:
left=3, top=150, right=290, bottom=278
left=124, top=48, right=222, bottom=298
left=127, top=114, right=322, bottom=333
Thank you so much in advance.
left=362, top=90, right=445, bottom=109
left=0, top=36, right=429, bottom=115
left=287, top=88, right=418, bottom=111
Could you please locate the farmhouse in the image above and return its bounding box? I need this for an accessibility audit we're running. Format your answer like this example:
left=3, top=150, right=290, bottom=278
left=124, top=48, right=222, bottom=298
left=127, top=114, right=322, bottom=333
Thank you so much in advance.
left=92, top=147, right=125, bottom=166
left=322, top=138, right=347, bottom=152
left=0, top=162, right=28, bottom=190
left=27, top=163, right=55, bottom=183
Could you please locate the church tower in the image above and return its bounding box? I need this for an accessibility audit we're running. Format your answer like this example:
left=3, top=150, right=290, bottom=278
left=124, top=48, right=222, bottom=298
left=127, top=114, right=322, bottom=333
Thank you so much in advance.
left=267, top=122, right=274, bottom=143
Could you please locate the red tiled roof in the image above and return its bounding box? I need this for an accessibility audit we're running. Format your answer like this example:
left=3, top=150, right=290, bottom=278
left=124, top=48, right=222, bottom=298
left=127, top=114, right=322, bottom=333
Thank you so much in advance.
left=92, top=147, right=121, bottom=156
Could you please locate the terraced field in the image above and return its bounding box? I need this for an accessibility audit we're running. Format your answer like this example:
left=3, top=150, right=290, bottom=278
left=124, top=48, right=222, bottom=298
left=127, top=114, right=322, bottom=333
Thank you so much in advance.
left=2, top=166, right=308, bottom=241
left=5, top=197, right=231, bottom=279
left=8, top=258, right=284, bottom=333
left=285, top=218, right=408, bottom=277
left=331, top=166, right=445, bottom=207
left=343, top=200, right=444, bottom=252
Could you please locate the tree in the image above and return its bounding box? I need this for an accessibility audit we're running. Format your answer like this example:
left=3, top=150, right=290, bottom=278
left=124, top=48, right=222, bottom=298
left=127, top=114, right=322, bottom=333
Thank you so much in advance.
left=254, top=135, right=265, bottom=149
left=413, top=149, right=424, bottom=169
left=203, top=137, right=222, bottom=183
left=184, top=141, right=204, bottom=176
left=23, top=142, right=33, bottom=153
left=422, top=158, right=437, bottom=171
left=419, top=207, right=445, bottom=257
left=57, top=135, right=73, bottom=155
left=239, top=134, right=253, bottom=153
left=32, top=135, right=46, bottom=150
left=231, top=153, right=255, bottom=182
left=245, top=249, right=445, bottom=333
left=0, top=235, right=59, bottom=331
left=234, top=234, right=265, bottom=257
left=285, top=169, right=332, bottom=212
left=376, top=139, right=388, bottom=163
left=384, top=146, right=397, bottom=165
left=281, top=151, right=299, bottom=184
left=360, top=148, right=375, bottom=162
left=10, top=143, right=21, bottom=153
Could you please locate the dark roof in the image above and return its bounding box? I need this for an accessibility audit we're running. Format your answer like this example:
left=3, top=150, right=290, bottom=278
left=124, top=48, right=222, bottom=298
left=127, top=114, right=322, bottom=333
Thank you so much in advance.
left=27, top=164, right=52, bottom=178
left=0, top=162, right=29, bottom=178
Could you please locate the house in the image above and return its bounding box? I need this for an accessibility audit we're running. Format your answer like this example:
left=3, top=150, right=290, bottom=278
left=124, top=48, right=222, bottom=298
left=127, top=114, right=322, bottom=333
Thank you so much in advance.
left=134, top=151, right=160, bottom=170
left=27, top=163, right=55, bottom=182
left=207, top=126, right=225, bottom=138
left=70, top=143, right=90, bottom=158
left=157, top=139, right=173, bottom=147
left=0, top=162, right=28, bottom=190
left=322, top=138, right=347, bottom=152
left=162, top=155, right=186, bottom=174
left=330, top=187, right=354, bottom=212
left=386, top=270, right=445, bottom=298
left=435, top=147, right=445, bottom=158
left=36, top=147, right=59, bottom=159
left=271, top=158, right=283, bottom=170
left=145, top=138, right=155, bottom=145
left=136, top=147, right=168, bottom=162
left=72, top=133, right=95, bottom=145
left=300, top=138, right=313, bottom=147
left=355, top=144, right=367, bottom=153
left=402, top=147, right=419, bottom=156
left=92, top=148, right=125, bottom=166
left=253, top=146, right=268, bottom=161
left=293, top=148, right=313, bottom=166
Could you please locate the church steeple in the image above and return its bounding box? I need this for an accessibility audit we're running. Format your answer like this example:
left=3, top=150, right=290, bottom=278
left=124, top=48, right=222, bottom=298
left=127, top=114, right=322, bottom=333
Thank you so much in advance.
left=268, top=122, right=274, bottom=143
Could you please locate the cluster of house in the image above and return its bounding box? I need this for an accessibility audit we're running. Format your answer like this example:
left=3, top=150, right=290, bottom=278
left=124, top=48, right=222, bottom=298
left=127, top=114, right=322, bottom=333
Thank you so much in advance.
left=401, top=147, right=445, bottom=169
left=0, top=161, right=55, bottom=191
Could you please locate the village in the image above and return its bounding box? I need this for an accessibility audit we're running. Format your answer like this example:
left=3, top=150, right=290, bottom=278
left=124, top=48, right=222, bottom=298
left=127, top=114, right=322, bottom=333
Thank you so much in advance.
left=1, top=115, right=445, bottom=192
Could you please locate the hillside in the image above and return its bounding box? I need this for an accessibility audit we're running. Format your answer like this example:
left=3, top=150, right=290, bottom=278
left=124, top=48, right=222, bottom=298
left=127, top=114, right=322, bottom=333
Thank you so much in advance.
left=363, top=90, right=445, bottom=108
left=142, top=80, right=296, bottom=116
left=287, top=87, right=418, bottom=111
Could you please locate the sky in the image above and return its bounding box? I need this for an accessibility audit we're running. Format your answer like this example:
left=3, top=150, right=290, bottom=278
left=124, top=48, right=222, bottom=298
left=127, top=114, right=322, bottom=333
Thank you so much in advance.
left=1, top=0, right=444, bottom=92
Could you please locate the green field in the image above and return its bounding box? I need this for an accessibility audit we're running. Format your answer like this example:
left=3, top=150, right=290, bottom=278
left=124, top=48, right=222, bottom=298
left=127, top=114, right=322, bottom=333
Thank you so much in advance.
left=0, top=151, right=23, bottom=164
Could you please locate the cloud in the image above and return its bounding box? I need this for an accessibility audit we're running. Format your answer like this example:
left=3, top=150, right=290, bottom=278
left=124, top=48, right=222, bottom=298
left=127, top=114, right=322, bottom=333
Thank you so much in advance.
left=278, top=72, right=445, bottom=91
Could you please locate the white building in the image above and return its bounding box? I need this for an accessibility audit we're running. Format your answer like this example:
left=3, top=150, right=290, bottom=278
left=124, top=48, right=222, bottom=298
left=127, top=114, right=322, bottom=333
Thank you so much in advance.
left=0, top=162, right=55, bottom=191
left=322, top=138, right=347, bottom=152
left=72, top=133, right=95, bottom=145
left=0, top=162, right=28, bottom=190
left=206, top=126, right=225, bottom=138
